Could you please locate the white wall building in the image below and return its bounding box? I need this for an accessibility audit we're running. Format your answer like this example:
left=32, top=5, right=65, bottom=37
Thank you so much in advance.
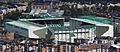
left=16, top=5, right=27, bottom=11
left=48, top=25, right=96, bottom=45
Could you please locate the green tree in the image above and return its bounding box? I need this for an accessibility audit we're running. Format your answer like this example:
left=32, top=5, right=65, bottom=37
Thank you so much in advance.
left=4, top=10, right=22, bottom=20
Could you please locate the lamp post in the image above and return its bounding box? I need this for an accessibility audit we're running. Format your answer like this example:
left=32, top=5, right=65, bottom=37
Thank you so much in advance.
left=38, top=39, right=44, bottom=52
left=10, top=40, right=14, bottom=52
left=24, top=38, right=29, bottom=52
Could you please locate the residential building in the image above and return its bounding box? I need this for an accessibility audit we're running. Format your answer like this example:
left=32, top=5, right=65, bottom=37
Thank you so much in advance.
left=0, top=0, right=34, bottom=3
left=0, top=12, right=3, bottom=20
left=0, top=7, right=7, bottom=14
left=31, top=2, right=59, bottom=10
left=16, top=4, right=27, bottom=12
left=7, top=5, right=17, bottom=12
left=34, top=0, right=59, bottom=2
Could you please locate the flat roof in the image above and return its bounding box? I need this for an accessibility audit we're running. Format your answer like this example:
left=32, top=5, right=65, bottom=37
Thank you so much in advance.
left=6, top=21, right=41, bottom=29
left=19, top=18, right=64, bottom=21
left=71, top=16, right=113, bottom=26
left=19, top=14, right=64, bottom=19
left=50, top=25, right=95, bottom=32
left=76, top=16, right=113, bottom=25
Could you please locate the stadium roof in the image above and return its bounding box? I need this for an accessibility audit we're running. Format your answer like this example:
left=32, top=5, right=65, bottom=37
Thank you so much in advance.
left=6, top=21, right=41, bottom=29
left=19, top=14, right=64, bottom=19
left=19, top=18, right=64, bottom=21
left=49, top=25, right=95, bottom=32
left=72, top=16, right=113, bottom=25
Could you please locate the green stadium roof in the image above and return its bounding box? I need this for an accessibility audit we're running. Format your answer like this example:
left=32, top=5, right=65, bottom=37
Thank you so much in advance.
left=6, top=21, right=41, bottom=29
left=78, top=16, right=113, bottom=25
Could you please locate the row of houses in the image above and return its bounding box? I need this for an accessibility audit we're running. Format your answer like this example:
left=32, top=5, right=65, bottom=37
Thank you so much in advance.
left=0, top=3, right=28, bottom=14
left=0, top=2, right=28, bottom=25
left=0, top=0, right=59, bottom=3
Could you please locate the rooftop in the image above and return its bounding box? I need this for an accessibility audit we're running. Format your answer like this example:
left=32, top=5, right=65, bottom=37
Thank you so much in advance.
left=19, top=14, right=63, bottom=19
left=19, top=14, right=64, bottom=21
left=71, top=16, right=113, bottom=25
left=78, top=16, right=112, bottom=25
left=111, top=44, right=120, bottom=48
left=49, top=25, right=95, bottom=32
left=7, top=5, right=17, bottom=8
left=6, top=21, right=42, bottom=29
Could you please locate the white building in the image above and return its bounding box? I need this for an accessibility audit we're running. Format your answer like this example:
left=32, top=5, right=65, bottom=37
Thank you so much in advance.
left=7, top=6, right=17, bottom=12
left=48, top=25, right=96, bottom=45
left=16, top=4, right=27, bottom=12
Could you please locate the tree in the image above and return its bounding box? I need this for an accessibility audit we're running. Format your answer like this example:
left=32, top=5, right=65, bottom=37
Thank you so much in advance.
left=4, top=10, right=22, bottom=20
